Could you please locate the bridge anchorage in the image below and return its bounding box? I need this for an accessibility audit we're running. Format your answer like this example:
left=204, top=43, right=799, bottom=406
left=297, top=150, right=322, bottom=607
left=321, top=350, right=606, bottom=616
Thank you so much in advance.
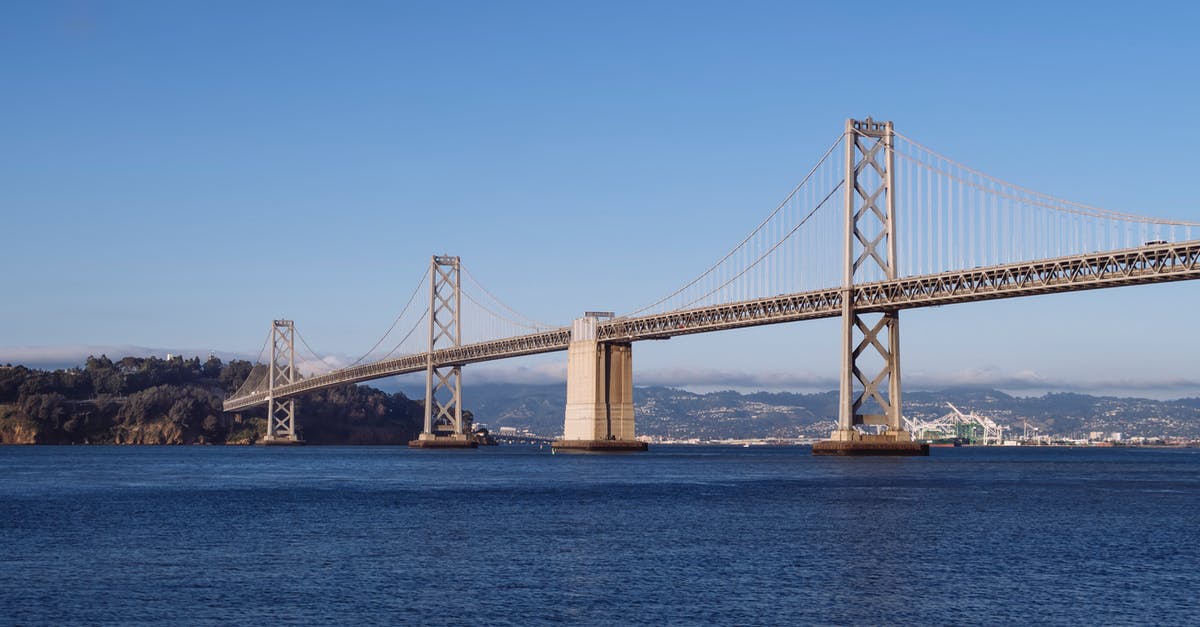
left=409, top=255, right=478, bottom=449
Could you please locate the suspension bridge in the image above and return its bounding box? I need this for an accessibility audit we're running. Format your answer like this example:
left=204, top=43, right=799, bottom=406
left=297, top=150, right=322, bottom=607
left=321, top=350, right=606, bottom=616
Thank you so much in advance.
left=223, top=117, right=1200, bottom=454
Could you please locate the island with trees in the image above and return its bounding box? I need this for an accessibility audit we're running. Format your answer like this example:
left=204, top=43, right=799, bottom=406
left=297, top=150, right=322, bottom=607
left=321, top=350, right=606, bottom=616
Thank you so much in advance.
left=0, top=355, right=425, bottom=445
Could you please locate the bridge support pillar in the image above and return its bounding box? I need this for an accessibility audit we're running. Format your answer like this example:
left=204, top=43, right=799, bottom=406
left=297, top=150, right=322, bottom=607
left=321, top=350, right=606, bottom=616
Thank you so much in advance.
left=814, top=117, right=926, bottom=456
left=410, top=255, right=478, bottom=449
left=553, top=314, right=647, bottom=452
left=262, top=319, right=304, bottom=445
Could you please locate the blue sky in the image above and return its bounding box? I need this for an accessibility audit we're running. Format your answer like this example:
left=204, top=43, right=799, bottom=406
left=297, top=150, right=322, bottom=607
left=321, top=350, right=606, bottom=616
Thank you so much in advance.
left=3, top=1, right=1199, bottom=397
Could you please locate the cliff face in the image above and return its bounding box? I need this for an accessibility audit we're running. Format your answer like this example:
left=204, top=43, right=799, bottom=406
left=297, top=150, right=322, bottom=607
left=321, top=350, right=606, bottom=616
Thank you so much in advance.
left=113, top=420, right=188, bottom=445
left=0, top=403, right=211, bottom=445
left=0, top=414, right=45, bottom=444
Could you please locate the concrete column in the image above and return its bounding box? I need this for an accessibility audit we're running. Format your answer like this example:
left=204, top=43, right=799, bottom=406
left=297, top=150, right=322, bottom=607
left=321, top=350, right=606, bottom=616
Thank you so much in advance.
left=563, top=316, right=602, bottom=440
left=555, top=316, right=646, bottom=452
left=605, top=343, right=634, bottom=440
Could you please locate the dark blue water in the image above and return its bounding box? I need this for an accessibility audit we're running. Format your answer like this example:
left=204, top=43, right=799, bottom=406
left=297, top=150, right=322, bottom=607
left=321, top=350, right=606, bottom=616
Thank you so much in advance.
left=1, top=445, right=1197, bottom=625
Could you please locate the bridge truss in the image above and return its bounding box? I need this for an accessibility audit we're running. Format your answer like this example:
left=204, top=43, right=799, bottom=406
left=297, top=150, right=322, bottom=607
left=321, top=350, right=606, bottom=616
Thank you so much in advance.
left=225, top=240, right=1200, bottom=412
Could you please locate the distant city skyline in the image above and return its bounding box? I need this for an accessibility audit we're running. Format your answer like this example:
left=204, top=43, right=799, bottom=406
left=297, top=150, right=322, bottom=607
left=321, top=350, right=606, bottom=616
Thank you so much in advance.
left=3, top=1, right=1199, bottom=399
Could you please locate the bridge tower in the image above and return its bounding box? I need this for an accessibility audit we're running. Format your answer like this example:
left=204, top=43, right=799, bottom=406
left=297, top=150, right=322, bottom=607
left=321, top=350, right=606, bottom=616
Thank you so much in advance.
left=409, top=255, right=477, bottom=448
left=263, top=319, right=303, bottom=444
left=551, top=312, right=647, bottom=452
left=815, top=118, right=927, bottom=455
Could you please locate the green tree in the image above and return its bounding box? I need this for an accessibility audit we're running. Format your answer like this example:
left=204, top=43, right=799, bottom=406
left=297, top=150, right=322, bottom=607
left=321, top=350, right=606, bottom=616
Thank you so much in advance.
left=85, top=355, right=114, bottom=373
left=18, top=374, right=56, bottom=397
left=220, top=360, right=254, bottom=394
left=18, top=393, right=67, bottom=431
left=202, top=355, right=223, bottom=379
left=0, top=365, right=28, bottom=402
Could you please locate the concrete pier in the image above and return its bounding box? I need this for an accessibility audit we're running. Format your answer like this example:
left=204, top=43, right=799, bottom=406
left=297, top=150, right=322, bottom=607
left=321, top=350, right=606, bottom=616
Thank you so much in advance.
left=812, top=429, right=929, bottom=456
left=408, top=433, right=478, bottom=449
left=552, top=315, right=646, bottom=453
left=260, top=437, right=305, bottom=446
left=550, top=439, right=648, bottom=452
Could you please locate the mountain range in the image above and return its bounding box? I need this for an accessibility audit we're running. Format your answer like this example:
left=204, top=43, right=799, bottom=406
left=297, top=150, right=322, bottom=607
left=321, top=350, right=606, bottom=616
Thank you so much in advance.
left=401, top=383, right=1200, bottom=440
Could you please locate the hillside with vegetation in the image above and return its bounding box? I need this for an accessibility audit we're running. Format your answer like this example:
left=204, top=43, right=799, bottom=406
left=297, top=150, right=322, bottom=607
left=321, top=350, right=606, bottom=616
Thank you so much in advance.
left=0, top=355, right=424, bottom=444
left=454, top=383, right=1200, bottom=440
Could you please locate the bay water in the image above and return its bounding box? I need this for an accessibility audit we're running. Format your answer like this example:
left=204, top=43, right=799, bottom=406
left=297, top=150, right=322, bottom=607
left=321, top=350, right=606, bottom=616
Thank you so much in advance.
left=1, top=445, right=1197, bottom=625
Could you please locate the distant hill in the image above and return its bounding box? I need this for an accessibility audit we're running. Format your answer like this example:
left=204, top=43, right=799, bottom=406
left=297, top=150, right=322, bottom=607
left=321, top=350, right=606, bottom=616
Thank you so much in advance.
left=417, top=382, right=1200, bottom=440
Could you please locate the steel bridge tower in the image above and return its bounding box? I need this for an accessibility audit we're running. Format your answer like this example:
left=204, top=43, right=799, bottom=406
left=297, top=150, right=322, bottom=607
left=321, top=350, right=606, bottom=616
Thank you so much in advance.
left=410, top=255, right=476, bottom=448
left=263, top=319, right=301, bottom=444
left=816, top=118, right=927, bottom=455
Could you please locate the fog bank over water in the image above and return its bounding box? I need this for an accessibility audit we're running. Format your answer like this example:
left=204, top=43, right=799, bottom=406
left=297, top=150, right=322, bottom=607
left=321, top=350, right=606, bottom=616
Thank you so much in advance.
left=4, top=345, right=1195, bottom=401
left=389, top=363, right=1200, bottom=401
left=0, top=345, right=255, bottom=370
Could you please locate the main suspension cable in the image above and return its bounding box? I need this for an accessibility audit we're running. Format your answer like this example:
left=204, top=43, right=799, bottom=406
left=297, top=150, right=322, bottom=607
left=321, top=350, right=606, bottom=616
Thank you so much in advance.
left=621, top=131, right=846, bottom=317
left=293, top=328, right=333, bottom=377
left=374, top=307, right=430, bottom=362
left=346, top=267, right=431, bottom=367
left=462, top=264, right=553, bottom=329
left=678, top=180, right=845, bottom=310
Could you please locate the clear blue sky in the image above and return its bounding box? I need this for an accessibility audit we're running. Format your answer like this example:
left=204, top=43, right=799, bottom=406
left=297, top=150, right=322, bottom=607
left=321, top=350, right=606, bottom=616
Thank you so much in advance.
left=3, top=0, right=1199, bottom=398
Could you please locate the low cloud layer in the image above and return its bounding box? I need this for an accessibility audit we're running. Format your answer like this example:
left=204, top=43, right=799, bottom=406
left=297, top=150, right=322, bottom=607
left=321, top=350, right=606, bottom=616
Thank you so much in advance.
left=0, top=345, right=254, bottom=369
left=446, top=362, right=1200, bottom=398
left=636, top=367, right=838, bottom=390
left=468, top=362, right=568, bottom=384
left=904, top=366, right=1200, bottom=395
left=4, top=346, right=1197, bottom=398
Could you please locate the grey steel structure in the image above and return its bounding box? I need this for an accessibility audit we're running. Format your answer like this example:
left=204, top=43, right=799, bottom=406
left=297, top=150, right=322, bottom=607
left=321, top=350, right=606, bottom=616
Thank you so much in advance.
left=222, top=116, right=1200, bottom=425
left=224, top=241, right=1200, bottom=412
left=838, top=118, right=903, bottom=436
left=422, top=255, right=465, bottom=436
left=264, top=319, right=298, bottom=442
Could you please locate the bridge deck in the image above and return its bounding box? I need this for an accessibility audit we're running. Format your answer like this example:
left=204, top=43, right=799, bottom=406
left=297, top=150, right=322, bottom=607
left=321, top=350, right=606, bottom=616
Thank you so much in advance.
left=224, top=241, right=1200, bottom=411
